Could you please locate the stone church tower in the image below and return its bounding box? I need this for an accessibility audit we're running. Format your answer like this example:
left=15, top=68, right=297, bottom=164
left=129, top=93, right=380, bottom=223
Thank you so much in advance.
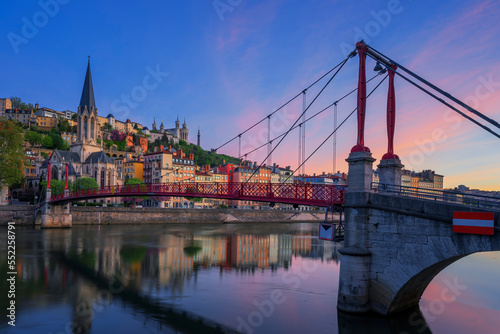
left=71, top=59, right=103, bottom=161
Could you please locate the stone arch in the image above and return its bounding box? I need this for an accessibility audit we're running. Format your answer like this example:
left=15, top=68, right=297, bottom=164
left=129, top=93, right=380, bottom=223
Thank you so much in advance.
left=112, top=154, right=117, bottom=158
left=386, top=254, right=467, bottom=314
left=367, top=219, right=500, bottom=315
left=339, top=192, right=500, bottom=316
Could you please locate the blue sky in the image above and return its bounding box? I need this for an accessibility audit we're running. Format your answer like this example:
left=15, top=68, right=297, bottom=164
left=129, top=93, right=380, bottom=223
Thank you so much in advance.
left=1, top=0, right=499, bottom=189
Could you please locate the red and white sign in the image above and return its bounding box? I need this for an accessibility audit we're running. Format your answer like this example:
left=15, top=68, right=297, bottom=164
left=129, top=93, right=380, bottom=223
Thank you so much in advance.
left=453, top=212, right=495, bottom=235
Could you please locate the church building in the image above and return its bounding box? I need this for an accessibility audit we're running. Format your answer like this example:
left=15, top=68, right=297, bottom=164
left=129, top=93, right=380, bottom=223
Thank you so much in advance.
left=42, top=60, right=118, bottom=189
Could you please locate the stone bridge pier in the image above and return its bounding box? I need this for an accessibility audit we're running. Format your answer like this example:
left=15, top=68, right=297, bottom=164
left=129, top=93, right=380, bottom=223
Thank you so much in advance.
left=338, top=151, right=500, bottom=315
left=35, top=188, right=72, bottom=228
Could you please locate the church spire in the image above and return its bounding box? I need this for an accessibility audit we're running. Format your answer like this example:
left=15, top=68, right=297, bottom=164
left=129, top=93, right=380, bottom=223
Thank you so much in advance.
left=79, top=57, right=96, bottom=112
left=197, top=126, right=200, bottom=146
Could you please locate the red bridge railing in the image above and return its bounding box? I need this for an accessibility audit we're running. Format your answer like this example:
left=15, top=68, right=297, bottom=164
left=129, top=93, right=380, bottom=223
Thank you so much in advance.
left=49, top=182, right=346, bottom=207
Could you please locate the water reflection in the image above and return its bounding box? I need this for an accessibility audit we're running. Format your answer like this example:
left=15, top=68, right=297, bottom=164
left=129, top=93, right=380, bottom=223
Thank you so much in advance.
left=2, top=224, right=498, bottom=334
left=1, top=224, right=343, bottom=334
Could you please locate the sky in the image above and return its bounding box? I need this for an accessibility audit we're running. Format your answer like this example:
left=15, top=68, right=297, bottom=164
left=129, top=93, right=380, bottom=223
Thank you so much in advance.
left=1, top=0, right=499, bottom=190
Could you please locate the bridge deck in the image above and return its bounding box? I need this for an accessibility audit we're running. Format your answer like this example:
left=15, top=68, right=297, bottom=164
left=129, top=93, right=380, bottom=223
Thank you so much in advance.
left=49, top=182, right=346, bottom=207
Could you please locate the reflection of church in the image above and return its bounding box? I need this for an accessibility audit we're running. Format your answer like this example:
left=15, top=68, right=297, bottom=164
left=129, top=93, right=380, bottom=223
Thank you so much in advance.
left=42, top=60, right=118, bottom=187
left=152, top=116, right=189, bottom=142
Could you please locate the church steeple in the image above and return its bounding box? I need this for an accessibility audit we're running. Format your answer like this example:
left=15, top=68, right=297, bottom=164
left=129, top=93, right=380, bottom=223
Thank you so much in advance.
left=197, top=126, right=200, bottom=146
left=72, top=57, right=101, bottom=161
left=79, top=57, right=96, bottom=113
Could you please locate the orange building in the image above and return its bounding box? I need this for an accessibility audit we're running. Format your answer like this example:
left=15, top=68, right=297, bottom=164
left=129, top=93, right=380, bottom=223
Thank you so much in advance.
left=124, top=159, right=144, bottom=181
left=36, top=116, right=58, bottom=131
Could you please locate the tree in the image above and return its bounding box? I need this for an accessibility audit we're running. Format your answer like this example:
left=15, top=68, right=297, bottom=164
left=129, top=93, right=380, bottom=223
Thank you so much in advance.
left=71, top=113, right=77, bottom=121
left=73, top=177, right=98, bottom=192
left=10, top=97, right=34, bottom=110
left=25, top=131, right=43, bottom=146
left=110, top=130, right=127, bottom=142
left=101, top=123, right=113, bottom=132
left=57, top=118, right=71, bottom=133
left=41, top=179, right=71, bottom=196
left=0, top=118, right=27, bottom=189
left=125, top=177, right=143, bottom=186
left=41, top=135, right=53, bottom=148
left=49, top=132, right=69, bottom=150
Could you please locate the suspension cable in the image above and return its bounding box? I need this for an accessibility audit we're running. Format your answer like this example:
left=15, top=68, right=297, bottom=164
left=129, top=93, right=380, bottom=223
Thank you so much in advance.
left=236, top=72, right=383, bottom=159
left=283, top=74, right=389, bottom=183
left=367, top=44, right=500, bottom=131
left=163, top=54, right=358, bottom=184
left=212, top=54, right=356, bottom=153
left=367, top=53, right=500, bottom=140
left=243, top=55, right=354, bottom=185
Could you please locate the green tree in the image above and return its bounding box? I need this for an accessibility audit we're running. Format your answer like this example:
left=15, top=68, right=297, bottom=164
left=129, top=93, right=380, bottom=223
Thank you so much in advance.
left=41, top=179, right=72, bottom=196
left=73, top=177, right=98, bottom=192
left=57, top=118, right=71, bottom=133
left=49, top=132, right=69, bottom=150
left=10, top=97, right=34, bottom=110
left=101, top=123, right=113, bottom=132
left=25, top=131, right=43, bottom=146
left=125, top=177, right=143, bottom=186
left=41, top=135, right=53, bottom=148
left=0, top=118, right=27, bottom=189
left=71, top=113, right=77, bottom=121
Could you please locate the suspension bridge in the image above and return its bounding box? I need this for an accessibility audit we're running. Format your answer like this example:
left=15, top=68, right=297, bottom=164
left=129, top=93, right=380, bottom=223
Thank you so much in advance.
left=37, top=41, right=500, bottom=317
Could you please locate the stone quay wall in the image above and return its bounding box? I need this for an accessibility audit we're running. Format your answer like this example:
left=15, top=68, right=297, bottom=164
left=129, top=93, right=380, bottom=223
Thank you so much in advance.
left=69, top=207, right=325, bottom=225
left=0, top=206, right=35, bottom=225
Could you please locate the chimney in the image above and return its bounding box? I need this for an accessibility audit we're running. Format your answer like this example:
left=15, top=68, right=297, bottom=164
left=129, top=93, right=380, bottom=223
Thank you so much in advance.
left=189, top=153, right=194, bottom=160
left=160, top=145, right=164, bottom=151
left=205, top=165, right=210, bottom=172
left=154, top=146, right=157, bottom=152
left=178, top=149, right=183, bottom=158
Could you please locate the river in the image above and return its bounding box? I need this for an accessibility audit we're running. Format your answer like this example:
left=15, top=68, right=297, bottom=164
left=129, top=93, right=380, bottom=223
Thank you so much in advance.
left=1, top=223, right=499, bottom=333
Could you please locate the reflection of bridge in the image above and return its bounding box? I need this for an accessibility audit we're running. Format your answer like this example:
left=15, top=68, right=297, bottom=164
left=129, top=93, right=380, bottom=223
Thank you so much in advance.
left=49, top=182, right=346, bottom=208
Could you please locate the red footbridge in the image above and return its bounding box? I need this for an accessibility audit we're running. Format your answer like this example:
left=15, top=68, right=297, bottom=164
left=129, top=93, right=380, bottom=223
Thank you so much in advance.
left=49, top=182, right=346, bottom=208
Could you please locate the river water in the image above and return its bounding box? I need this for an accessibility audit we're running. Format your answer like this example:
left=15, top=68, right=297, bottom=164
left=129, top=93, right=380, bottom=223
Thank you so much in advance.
left=1, top=223, right=499, bottom=334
